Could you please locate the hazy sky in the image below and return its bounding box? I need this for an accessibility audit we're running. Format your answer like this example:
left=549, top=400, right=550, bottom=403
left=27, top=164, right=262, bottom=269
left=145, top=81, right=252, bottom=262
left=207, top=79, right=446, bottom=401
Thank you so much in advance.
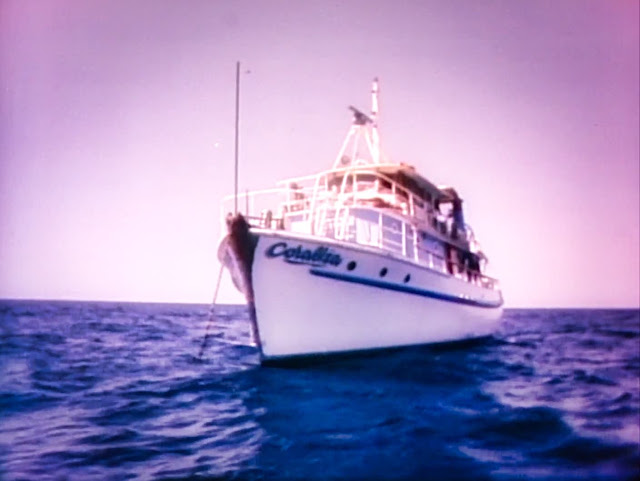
left=1, top=0, right=638, bottom=307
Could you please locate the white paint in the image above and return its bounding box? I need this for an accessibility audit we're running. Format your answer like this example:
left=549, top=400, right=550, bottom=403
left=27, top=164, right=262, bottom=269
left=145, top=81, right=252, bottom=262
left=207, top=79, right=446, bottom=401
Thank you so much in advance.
left=247, top=231, right=503, bottom=360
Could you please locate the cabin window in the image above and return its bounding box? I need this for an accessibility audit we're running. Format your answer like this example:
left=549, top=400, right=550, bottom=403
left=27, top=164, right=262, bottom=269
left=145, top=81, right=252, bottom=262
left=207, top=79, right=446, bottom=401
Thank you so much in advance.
left=381, top=215, right=403, bottom=254
left=342, top=208, right=416, bottom=259
left=353, top=173, right=378, bottom=192
left=355, top=174, right=377, bottom=183
left=417, top=230, right=446, bottom=272
left=404, top=224, right=415, bottom=260
left=328, top=175, right=353, bottom=191
left=349, top=207, right=380, bottom=246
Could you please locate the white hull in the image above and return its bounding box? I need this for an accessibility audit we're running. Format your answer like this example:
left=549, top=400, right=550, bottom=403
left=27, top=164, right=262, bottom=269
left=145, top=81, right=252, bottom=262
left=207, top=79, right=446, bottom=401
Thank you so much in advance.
left=230, top=229, right=503, bottom=362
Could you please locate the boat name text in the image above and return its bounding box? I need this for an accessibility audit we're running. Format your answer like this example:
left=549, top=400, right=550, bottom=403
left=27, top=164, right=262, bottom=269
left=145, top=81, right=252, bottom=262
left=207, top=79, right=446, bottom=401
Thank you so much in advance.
left=265, top=242, right=342, bottom=267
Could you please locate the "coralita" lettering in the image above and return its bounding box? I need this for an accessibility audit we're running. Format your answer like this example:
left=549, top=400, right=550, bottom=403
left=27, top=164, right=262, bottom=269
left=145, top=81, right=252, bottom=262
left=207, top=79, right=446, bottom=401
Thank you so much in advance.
left=265, top=242, right=342, bottom=267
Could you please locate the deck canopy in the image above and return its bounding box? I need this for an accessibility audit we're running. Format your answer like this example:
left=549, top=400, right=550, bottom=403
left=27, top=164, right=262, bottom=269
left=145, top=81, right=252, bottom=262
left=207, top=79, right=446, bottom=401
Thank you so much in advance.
left=352, top=162, right=460, bottom=204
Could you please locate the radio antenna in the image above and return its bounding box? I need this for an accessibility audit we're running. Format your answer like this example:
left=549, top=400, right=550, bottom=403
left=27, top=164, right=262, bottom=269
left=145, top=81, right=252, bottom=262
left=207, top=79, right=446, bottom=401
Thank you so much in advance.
left=233, top=61, right=240, bottom=214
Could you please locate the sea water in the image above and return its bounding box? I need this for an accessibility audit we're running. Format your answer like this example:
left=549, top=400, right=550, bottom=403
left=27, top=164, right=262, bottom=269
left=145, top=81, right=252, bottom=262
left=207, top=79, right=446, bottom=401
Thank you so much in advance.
left=0, top=301, right=638, bottom=480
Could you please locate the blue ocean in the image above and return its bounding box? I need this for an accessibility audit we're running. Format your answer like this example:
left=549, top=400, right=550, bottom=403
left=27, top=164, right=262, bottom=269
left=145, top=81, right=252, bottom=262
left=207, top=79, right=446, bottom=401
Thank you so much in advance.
left=0, top=301, right=638, bottom=480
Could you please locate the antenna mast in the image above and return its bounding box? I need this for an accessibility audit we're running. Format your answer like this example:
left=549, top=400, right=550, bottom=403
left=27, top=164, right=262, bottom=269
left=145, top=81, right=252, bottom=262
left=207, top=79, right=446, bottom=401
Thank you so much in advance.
left=234, top=61, right=240, bottom=215
left=332, top=78, right=383, bottom=168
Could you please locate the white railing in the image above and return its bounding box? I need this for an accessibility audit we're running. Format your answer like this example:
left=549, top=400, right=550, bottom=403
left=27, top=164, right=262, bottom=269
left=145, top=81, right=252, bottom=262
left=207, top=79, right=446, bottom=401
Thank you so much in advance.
left=220, top=168, right=497, bottom=290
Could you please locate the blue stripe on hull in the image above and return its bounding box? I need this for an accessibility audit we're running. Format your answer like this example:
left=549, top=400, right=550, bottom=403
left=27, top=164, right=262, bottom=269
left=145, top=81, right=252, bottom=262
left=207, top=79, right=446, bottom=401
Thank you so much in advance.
left=309, top=268, right=503, bottom=309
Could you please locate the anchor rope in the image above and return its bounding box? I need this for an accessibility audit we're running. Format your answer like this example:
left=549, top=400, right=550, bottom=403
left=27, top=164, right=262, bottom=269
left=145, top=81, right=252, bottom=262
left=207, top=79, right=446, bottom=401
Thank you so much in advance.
left=198, top=264, right=225, bottom=359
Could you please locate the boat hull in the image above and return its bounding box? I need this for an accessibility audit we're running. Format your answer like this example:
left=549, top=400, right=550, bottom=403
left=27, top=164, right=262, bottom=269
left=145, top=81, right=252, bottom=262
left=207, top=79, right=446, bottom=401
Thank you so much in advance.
left=223, top=225, right=503, bottom=363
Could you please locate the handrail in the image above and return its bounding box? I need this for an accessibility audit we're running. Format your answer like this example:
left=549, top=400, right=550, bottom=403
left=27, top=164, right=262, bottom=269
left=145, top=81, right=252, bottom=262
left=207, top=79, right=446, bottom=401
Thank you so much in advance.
left=220, top=181, right=497, bottom=290
left=269, top=166, right=428, bottom=218
left=223, top=171, right=426, bottom=225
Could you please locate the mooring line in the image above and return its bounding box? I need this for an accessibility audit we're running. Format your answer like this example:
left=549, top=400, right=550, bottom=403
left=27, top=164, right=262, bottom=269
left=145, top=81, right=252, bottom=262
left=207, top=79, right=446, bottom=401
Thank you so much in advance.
left=198, top=264, right=225, bottom=359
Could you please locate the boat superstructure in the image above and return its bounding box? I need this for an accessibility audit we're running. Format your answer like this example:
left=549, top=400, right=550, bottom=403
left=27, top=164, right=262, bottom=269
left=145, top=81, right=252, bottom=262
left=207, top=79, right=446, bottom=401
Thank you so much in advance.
left=218, top=79, right=503, bottom=363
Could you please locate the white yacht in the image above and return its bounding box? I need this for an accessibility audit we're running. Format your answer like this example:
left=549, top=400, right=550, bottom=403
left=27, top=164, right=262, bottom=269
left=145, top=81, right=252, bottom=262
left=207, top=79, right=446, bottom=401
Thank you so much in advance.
left=218, top=79, right=503, bottom=363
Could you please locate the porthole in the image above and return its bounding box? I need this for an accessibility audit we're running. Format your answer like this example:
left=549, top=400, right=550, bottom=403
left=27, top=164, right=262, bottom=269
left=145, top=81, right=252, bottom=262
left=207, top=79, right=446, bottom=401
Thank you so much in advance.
left=347, top=261, right=357, bottom=271
left=403, top=274, right=411, bottom=283
left=380, top=267, right=388, bottom=277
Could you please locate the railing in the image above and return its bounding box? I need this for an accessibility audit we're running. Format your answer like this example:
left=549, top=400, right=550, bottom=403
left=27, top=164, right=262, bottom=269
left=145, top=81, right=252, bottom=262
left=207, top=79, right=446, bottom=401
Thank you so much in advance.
left=222, top=166, right=468, bottom=241
left=219, top=169, right=498, bottom=290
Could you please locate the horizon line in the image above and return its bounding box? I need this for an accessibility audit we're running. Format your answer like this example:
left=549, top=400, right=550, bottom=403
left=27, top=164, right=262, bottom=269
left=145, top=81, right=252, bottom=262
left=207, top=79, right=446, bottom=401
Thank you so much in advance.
left=0, top=296, right=638, bottom=310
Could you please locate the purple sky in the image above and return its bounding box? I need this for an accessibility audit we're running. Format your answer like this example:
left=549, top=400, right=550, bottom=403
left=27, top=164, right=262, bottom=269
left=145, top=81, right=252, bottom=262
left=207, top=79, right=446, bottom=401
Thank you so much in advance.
left=1, top=0, right=638, bottom=307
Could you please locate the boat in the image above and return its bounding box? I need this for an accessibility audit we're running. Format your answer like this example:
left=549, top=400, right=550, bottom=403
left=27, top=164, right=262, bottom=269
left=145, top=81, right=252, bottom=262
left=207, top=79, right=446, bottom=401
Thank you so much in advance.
left=217, top=78, right=503, bottom=364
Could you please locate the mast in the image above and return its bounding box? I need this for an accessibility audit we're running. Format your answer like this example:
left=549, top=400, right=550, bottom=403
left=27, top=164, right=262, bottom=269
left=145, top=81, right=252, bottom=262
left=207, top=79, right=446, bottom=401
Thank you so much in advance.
left=332, top=78, right=382, bottom=168
left=234, top=61, right=240, bottom=215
